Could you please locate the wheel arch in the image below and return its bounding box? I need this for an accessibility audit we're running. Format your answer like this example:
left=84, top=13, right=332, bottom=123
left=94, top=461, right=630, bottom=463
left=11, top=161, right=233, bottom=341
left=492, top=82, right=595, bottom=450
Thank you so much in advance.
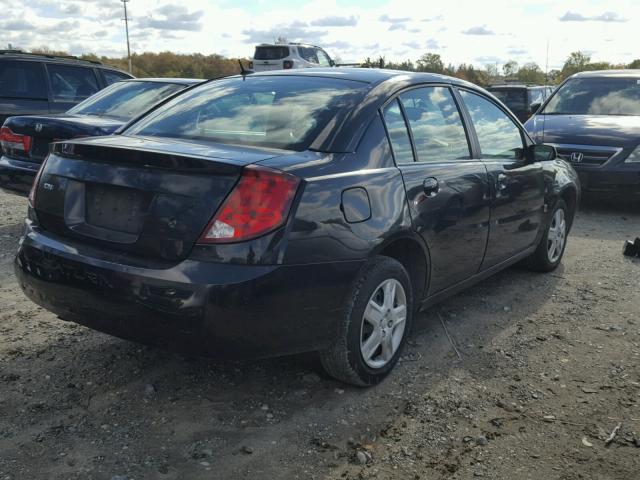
left=372, top=231, right=431, bottom=307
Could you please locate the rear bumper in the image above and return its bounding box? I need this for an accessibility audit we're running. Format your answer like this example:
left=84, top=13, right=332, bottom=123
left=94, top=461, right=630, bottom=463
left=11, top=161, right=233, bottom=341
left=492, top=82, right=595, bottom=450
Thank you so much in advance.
left=15, top=222, right=363, bottom=358
left=0, top=155, right=38, bottom=196
left=576, top=166, right=640, bottom=198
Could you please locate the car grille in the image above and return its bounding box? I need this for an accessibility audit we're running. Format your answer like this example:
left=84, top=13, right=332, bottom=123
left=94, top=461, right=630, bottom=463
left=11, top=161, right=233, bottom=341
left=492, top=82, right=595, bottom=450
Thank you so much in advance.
left=552, top=144, right=622, bottom=166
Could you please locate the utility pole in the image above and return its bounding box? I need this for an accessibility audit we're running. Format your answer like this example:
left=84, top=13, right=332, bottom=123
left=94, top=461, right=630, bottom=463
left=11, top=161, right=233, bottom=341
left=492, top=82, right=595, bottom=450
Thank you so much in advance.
left=121, top=0, right=132, bottom=73
left=545, top=39, right=550, bottom=85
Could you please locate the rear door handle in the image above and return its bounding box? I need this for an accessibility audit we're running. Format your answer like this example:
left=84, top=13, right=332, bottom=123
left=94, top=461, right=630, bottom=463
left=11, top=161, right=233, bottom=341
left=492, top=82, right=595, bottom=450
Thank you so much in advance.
left=423, top=177, right=439, bottom=196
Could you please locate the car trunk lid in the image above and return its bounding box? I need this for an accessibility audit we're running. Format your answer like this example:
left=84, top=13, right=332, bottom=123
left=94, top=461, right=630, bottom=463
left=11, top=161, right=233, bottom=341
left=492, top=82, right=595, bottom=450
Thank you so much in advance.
left=2, top=114, right=123, bottom=164
left=33, top=135, right=287, bottom=262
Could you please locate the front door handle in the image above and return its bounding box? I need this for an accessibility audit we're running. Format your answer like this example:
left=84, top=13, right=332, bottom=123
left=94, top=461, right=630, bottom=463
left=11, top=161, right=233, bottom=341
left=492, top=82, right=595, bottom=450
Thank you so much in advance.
left=423, top=177, right=439, bottom=197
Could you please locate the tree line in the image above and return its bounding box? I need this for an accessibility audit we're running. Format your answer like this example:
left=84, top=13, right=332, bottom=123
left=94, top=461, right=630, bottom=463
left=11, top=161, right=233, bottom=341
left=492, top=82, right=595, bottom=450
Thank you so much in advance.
left=31, top=47, right=640, bottom=87
left=362, top=51, right=640, bottom=86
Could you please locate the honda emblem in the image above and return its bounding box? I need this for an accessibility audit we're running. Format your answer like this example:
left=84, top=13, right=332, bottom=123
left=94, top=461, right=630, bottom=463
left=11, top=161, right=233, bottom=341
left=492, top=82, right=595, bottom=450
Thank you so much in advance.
left=35, top=123, right=43, bottom=133
left=570, top=152, right=583, bottom=163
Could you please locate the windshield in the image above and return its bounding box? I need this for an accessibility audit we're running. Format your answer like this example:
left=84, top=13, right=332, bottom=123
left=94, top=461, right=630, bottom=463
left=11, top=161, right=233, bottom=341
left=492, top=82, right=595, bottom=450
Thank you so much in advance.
left=542, top=77, right=640, bottom=116
left=125, top=76, right=367, bottom=151
left=67, top=81, right=186, bottom=120
left=490, top=89, right=527, bottom=113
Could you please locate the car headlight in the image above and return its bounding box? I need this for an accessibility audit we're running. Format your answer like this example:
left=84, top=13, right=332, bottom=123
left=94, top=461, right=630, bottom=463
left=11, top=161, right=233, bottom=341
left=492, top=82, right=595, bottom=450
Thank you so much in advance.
left=625, top=145, right=640, bottom=163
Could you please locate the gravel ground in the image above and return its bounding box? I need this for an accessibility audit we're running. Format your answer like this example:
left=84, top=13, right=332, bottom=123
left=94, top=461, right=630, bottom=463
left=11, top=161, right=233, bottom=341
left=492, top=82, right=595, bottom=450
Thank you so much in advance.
left=0, top=190, right=639, bottom=480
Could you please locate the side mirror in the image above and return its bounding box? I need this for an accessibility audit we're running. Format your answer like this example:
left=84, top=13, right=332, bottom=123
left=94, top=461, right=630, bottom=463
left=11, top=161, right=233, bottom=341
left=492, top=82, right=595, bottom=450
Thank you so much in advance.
left=528, top=144, right=557, bottom=162
left=329, top=59, right=336, bottom=67
left=529, top=102, right=542, bottom=114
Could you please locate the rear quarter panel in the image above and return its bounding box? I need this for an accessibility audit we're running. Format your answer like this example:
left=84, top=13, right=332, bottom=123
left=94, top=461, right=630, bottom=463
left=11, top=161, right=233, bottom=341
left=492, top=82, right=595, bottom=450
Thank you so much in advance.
left=261, top=114, right=413, bottom=264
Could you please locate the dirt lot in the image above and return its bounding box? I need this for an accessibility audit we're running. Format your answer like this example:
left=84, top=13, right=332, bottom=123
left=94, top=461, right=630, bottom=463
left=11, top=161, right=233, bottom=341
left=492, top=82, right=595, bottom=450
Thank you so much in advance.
left=0, top=190, right=639, bottom=480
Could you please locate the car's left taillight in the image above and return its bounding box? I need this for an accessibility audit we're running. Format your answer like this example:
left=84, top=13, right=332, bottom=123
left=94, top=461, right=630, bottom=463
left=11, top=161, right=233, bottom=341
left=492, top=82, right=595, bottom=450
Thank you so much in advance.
left=0, top=126, right=32, bottom=154
left=197, top=165, right=300, bottom=244
left=28, top=155, right=49, bottom=207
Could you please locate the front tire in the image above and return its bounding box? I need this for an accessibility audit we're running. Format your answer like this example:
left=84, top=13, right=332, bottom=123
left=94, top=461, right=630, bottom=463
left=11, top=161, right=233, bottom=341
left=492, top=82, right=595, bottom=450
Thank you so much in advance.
left=525, top=199, right=570, bottom=272
left=319, top=256, right=413, bottom=386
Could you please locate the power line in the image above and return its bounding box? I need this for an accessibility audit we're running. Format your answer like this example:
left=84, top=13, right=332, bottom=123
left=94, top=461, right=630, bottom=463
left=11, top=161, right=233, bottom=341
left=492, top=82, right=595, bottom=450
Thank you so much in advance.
left=121, top=0, right=132, bottom=73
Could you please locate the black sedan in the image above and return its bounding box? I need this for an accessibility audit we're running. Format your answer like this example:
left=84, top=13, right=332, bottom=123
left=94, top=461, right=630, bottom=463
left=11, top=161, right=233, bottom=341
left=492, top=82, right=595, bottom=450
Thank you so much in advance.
left=0, top=78, right=202, bottom=195
left=525, top=70, right=640, bottom=199
left=15, top=69, right=580, bottom=386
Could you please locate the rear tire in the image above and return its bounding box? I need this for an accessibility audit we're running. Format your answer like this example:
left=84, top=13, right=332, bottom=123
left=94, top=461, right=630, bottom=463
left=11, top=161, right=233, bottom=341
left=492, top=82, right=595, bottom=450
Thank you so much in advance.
left=319, top=256, right=413, bottom=386
left=525, top=199, right=570, bottom=272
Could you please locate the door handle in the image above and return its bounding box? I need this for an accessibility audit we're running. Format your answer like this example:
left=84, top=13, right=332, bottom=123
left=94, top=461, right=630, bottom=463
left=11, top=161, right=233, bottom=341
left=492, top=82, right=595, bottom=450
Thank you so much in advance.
left=423, top=177, right=439, bottom=196
left=496, top=173, right=508, bottom=191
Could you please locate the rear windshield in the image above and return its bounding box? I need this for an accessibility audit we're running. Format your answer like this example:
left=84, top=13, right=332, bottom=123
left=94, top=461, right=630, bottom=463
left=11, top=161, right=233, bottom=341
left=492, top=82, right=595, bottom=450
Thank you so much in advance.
left=126, top=76, right=367, bottom=151
left=67, top=81, right=185, bottom=120
left=543, top=77, right=640, bottom=116
left=254, top=46, right=290, bottom=60
left=489, top=89, right=527, bottom=112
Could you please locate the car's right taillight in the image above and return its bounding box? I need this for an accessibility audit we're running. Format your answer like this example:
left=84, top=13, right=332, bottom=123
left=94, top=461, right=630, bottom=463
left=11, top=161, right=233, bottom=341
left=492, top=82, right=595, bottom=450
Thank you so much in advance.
left=28, top=155, right=49, bottom=207
left=248, top=61, right=254, bottom=69
left=283, top=60, right=293, bottom=69
left=197, top=165, right=300, bottom=244
left=0, top=126, right=32, bottom=154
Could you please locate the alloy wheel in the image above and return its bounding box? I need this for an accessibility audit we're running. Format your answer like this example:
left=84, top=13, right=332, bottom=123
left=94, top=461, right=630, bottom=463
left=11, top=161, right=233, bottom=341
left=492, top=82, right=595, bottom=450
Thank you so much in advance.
left=360, top=279, right=407, bottom=369
left=547, top=208, right=566, bottom=263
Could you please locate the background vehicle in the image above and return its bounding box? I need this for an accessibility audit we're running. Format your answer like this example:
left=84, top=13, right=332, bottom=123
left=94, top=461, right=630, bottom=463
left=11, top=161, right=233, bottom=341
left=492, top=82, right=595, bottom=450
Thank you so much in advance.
left=249, top=43, right=335, bottom=71
left=0, top=50, right=133, bottom=126
left=0, top=78, right=201, bottom=195
left=525, top=70, right=640, bottom=199
left=487, top=84, right=554, bottom=122
left=15, top=69, right=579, bottom=386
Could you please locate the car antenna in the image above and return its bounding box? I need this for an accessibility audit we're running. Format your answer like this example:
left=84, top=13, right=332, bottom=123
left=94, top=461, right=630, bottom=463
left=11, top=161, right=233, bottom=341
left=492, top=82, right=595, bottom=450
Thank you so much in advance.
left=238, top=59, right=252, bottom=77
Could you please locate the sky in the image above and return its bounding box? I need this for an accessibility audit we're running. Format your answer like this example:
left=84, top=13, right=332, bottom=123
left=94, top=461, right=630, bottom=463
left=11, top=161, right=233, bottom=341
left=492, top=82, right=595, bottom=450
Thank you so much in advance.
left=0, top=0, right=638, bottom=70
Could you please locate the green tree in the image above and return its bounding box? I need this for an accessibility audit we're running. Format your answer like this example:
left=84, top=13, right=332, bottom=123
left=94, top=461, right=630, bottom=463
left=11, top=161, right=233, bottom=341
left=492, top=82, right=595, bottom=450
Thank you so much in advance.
left=416, top=53, right=444, bottom=73
left=628, top=59, right=640, bottom=69
left=561, top=51, right=591, bottom=78
left=503, top=60, right=519, bottom=78
left=516, top=62, right=545, bottom=84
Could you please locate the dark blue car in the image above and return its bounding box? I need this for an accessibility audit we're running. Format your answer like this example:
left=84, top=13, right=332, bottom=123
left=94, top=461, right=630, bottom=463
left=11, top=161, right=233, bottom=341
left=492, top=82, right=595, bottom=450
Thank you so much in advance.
left=15, top=69, right=579, bottom=385
left=525, top=70, right=640, bottom=199
left=0, top=78, right=201, bottom=195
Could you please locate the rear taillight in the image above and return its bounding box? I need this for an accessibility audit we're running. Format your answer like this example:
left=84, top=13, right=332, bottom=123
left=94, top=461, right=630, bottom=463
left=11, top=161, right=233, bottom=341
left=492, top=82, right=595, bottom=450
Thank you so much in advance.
left=0, top=126, right=31, bottom=153
left=28, top=155, right=48, bottom=207
left=283, top=60, right=293, bottom=69
left=248, top=61, right=253, bottom=69
left=198, top=165, right=300, bottom=244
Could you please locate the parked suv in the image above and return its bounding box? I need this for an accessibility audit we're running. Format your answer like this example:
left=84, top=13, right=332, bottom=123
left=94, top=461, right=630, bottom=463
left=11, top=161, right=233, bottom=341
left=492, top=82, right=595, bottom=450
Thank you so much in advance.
left=487, top=84, right=554, bottom=123
left=249, top=43, right=335, bottom=71
left=0, top=50, right=133, bottom=126
left=525, top=70, right=640, bottom=199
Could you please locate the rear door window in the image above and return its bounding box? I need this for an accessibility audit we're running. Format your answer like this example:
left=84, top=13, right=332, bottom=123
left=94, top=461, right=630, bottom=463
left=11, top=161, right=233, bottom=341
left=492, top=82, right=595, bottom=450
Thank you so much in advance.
left=398, top=86, right=470, bottom=162
left=46, top=64, right=99, bottom=102
left=382, top=100, right=415, bottom=164
left=299, top=47, right=320, bottom=64
left=0, top=60, right=46, bottom=99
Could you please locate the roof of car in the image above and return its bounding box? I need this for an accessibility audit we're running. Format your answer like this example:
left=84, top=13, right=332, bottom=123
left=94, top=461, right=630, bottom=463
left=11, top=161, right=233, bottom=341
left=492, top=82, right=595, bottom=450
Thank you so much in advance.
left=247, top=67, right=478, bottom=88
left=124, top=78, right=203, bottom=85
left=572, top=69, right=640, bottom=78
left=0, top=50, right=130, bottom=75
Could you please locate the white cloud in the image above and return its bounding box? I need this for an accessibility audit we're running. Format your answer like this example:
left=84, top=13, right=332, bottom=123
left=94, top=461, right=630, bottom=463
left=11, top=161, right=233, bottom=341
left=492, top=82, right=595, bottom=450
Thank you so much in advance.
left=0, top=0, right=637, bottom=70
